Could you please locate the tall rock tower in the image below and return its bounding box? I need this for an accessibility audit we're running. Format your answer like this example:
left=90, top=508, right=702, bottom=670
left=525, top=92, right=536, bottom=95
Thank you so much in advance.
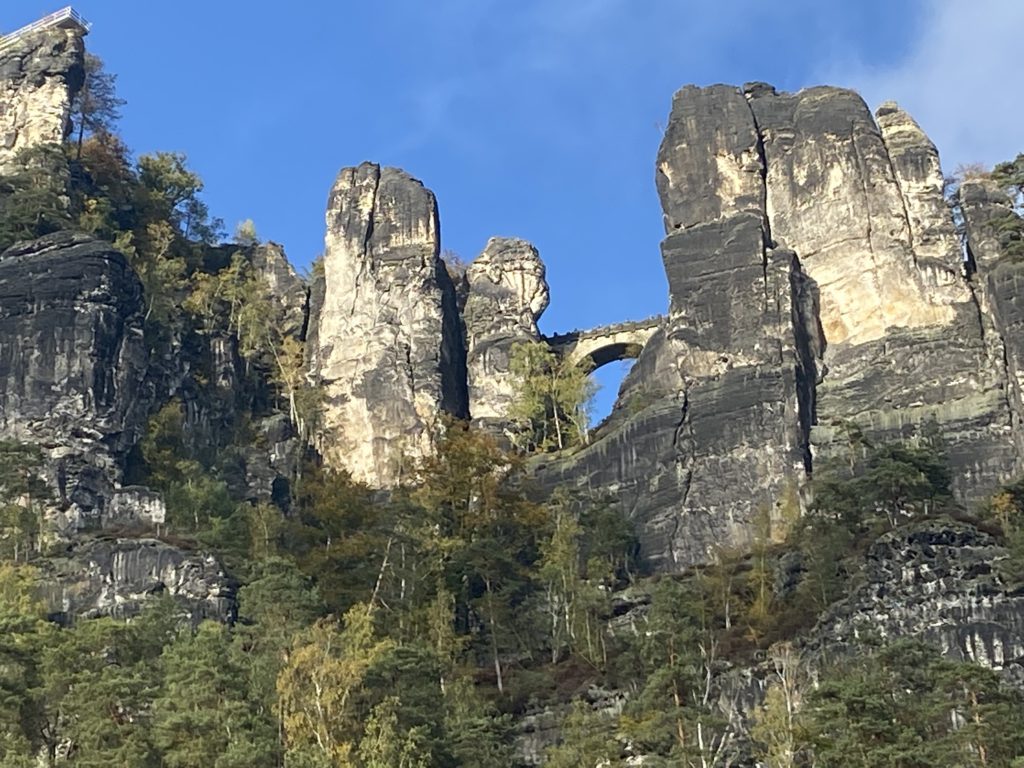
left=307, top=163, right=467, bottom=487
left=539, top=83, right=1024, bottom=572
left=0, top=8, right=87, bottom=171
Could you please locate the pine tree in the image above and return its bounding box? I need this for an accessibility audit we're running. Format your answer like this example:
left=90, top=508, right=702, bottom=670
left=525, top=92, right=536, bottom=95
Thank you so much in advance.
left=153, top=622, right=276, bottom=768
left=70, top=54, right=126, bottom=159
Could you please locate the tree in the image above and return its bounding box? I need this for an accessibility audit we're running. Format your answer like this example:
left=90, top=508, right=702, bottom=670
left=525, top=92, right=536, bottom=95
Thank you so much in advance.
left=508, top=341, right=596, bottom=452
left=42, top=618, right=158, bottom=767
left=413, top=420, right=547, bottom=695
left=0, top=146, right=73, bottom=250
left=0, top=564, right=49, bottom=767
left=185, top=252, right=317, bottom=433
left=70, top=54, right=125, bottom=159
left=621, top=579, right=736, bottom=766
left=276, top=606, right=392, bottom=766
left=750, top=643, right=808, bottom=768
left=801, top=640, right=1024, bottom=767
left=545, top=700, right=622, bottom=768
left=234, top=219, right=259, bottom=245
left=137, top=152, right=222, bottom=243
left=0, top=441, right=49, bottom=562
left=153, top=622, right=276, bottom=768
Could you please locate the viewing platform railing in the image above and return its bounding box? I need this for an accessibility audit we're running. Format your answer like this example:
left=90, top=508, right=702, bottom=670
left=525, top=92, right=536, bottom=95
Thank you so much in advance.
left=0, top=6, right=90, bottom=53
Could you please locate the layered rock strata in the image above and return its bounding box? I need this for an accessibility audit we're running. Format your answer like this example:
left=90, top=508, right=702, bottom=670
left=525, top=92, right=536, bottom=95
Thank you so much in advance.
left=308, top=162, right=467, bottom=486
left=463, top=236, right=549, bottom=430
left=0, top=26, right=85, bottom=171
left=539, top=83, right=1024, bottom=570
left=36, top=537, right=236, bottom=624
left=0, top=232, right=148, bottom=533
left=745, top=85, right=1017, bottom=497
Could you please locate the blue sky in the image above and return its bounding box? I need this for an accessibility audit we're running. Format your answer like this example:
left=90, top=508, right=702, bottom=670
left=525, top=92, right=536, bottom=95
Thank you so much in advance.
left=5, top=1, right=1021, bottom=418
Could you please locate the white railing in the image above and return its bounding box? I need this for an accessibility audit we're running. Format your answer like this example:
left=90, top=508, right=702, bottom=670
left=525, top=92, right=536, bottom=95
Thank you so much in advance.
left=0, top=7, right=90, bottom=53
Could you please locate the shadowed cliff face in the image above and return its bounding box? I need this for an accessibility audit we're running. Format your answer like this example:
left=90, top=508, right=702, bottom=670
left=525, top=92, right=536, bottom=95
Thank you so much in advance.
left=308, top=162, right=468, bottom=487
left=0, top=27, right=85, bottom=172
left=0, top=232, right=148, bottom=533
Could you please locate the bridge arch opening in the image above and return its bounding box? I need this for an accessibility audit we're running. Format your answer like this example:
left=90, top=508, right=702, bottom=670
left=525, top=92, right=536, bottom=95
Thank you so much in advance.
left=578, top=342, right=645, bottom=427
left=578, top=341, right=645, bottom=372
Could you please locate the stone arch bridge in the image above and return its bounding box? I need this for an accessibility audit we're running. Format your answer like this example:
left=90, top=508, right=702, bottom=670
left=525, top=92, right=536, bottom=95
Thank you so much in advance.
left=544, top=315, right=664, bottom=371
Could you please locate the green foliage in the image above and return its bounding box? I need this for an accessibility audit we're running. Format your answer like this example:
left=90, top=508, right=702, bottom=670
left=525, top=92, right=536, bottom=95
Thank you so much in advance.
left=810, top=432, right=952, bottom=534
left=70, top=54, right=125, bottom=158
left=137, top=151, right=223, bottom=243
left=802, top=639, right=1024, bottom=767
left=984, top=153, right=1024, bottom=261
left=0, top=441, right=49, bottom=561
left=287, top=466, right=390, bottom=613
left=0, top=145, right=73, bottom=250
left=508, top=340, right=596, bottom=452
left=153, top=621, right=276, bottom=768
left=978, top=478, right=1024, bottom=584
left=184, top=251, right=320, bottom=434
left=537, top=491, right=635, bottom=667
left=234, top=218, right=259, bottom=245
left=620, top=579, right=735, bottom=764
left=545, top=700, right=621, bottom=767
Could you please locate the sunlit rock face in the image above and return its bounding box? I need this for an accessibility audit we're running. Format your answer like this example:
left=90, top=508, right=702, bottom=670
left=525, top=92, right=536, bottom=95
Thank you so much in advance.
left=0, top=233, right=148, bottom=533
left=747, top=85, right=967, bottom=346
left=308, top=162, right=466, bottom=487
left=0, top=27, right=84, bottom=171
left=463, top=236, right=549, bottom=430
left=538, top=83, right=1024, bottom=571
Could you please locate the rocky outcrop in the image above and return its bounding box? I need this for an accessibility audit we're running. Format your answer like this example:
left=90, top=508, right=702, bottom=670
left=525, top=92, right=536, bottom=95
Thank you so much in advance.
left=744, top=87, right=1016, bottom=501
left=536, top=84, right=1024, bottom=571
left=247, top=242, right=307, bottom=337
left=537, top=86, right=813, bottom=570
left=464, top=237, right=548, bottom=429
left=308, top=162, right=467, bottom=486
left=811, top=518, right=1024, bottom=675
left=0, top=232, right=148, bottom=533
left=0, top=26, right=85, bottom=171
left=36, top=536, right=236, bottom=624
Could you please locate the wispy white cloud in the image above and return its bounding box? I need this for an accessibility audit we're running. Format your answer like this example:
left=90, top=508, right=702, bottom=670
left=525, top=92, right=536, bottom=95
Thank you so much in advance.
left=830, top=0, right=1024, bottom=170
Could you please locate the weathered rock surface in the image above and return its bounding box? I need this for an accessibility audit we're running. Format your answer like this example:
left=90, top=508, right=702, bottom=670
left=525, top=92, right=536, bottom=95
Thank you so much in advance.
left=36, top=536, right=236, bottom=624
left=464, top=236, right=548, bottom=429
left=0, top=27, right=84, bottom=171
left=811, top=518, right=1024, bottom=675
left=308, top=162, right=467, bottom=486
left=0, top=232, right=148, bottom=532
left=537, top=83, right=1024, bottom=571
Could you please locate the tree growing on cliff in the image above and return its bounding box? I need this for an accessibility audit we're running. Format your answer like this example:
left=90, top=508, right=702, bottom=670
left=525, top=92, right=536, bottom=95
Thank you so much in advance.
left=0, top=146, right=74, bottom=250
left=70, top=54, right=125, bottom=160
left=508, top=341, right=596, bottom=452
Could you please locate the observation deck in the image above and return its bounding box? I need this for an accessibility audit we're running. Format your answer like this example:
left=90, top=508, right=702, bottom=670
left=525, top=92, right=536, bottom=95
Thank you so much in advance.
left=0, top=7, right=90, bottom=53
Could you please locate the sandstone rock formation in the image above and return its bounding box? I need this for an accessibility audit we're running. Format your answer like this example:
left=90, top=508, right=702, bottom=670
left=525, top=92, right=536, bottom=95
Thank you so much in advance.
left=36, top=537, right=235, bottom=624
left=538, top=83, right=1024, bottom=571
left=811, top=519, right=1024, bottom=673
left=247, top=241, right=307, bottom=337
left=308, top=162, right=467, bottom=486
left=0, top=26, right=84, bottom=171
left=0, top=232, right=148, bottom=533
left=463, top=236, right=549, bottom=430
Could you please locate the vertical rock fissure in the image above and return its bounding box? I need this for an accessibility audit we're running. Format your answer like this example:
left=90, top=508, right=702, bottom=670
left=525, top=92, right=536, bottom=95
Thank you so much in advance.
left=789, top=255, right=822, bottom=475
